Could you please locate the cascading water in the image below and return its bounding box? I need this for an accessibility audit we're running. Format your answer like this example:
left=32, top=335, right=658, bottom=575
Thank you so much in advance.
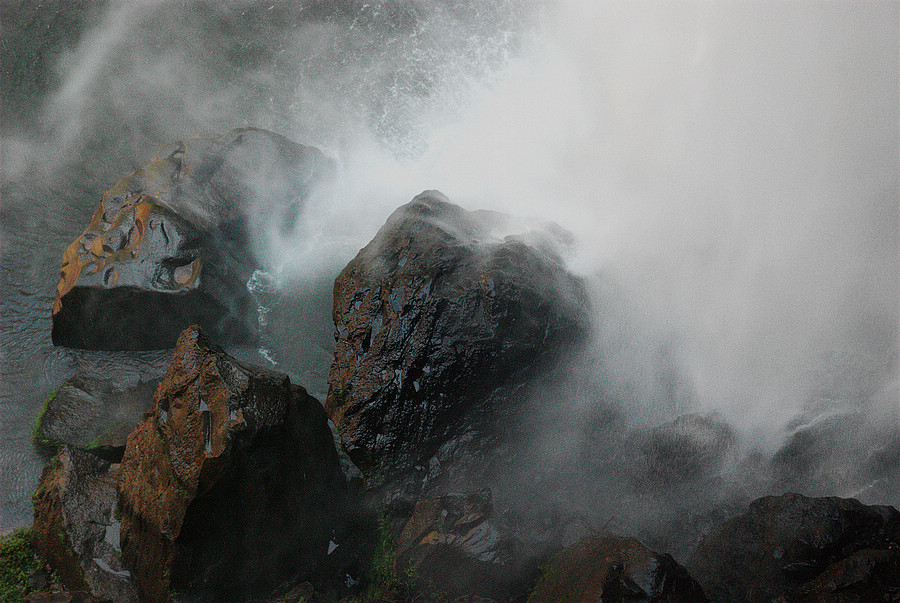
left=1, top=0, right=897, bottom=552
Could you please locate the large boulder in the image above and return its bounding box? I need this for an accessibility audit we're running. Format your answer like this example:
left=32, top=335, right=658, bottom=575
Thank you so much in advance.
left=32, top=446, right=138, bottom=602
left=117, top=326, right=347, bottom=602
left=325, top=190, right=589, bottom=485
left=528, top=533, right=707, bottom=602
left=687, top=492, right=900, bottom=602
left=52, top=127, right=334, bottom=350
left=34, top=374, right=160, bottom=456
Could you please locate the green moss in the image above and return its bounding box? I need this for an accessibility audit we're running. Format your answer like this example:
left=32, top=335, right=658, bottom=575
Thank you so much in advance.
left=367, top=511, right=402, bottom=600
left=0, top=528, right=42, bottom=602
left=31, top=384, right=63, bottom=450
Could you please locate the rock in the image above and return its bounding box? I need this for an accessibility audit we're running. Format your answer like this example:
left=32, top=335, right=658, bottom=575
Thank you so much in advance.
left=392, top=489, right=541, bottom=601
left=117, top=326, right=347, bottom=602
left=687, top=492, right=900, bottom=602
left=325, top=190, right=589, bottom=483
left=52, top=127, right=334, bottom=350
left=32, top=446, right=138, bottom=602
left=639, top=413, right=736, bottom=484
left=528, top=533, right=707, bottom=602
left=34, top=375, right=160, bottom=456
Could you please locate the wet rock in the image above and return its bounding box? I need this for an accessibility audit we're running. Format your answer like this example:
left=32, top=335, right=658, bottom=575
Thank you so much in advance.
left=52, top=127, right=334, bottom=350
left=392, top=489, right=541, bottom=601
left=528, top=533, right=707, bottom=602
left=687, top=492, right=900, bottom=602
left=117, top=326, right=347, bottom=602
left=325, top=190, right=589, bottom=484
left=34, top=375, right=160, bottom=456
left=32, top=446, right=138, bottom=602
left=639, top=413, right=736, bottom=484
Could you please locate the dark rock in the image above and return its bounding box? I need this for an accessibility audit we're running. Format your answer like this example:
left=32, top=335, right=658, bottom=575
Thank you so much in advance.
left=32, top=446, right=138, bottom=602
left=23, top=592, right=112, bottom=603
left=687, top=492, right=900, bottom=602
left=639, top=413, right=736, bottom=484
left=52, top=127, right=334, bottom=350
left=797, top=547, right=900, bottom=602
left=392, top=489, right=542, bottom=601
left=34, top=374, right=160, bottom=456
left=771, top=408, right=900, bottom=505
left=117, top=326, right=347, bottom=602
left=528, top=533, right=707, bottom=602
left=325, top=190, right=589, bottom=485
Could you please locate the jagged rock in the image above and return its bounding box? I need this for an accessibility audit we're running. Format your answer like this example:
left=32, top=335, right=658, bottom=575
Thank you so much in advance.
left=528, top=533, right=707, bottom=602
left=325, top=190, right=589, bottom=484
left=34, top=374, right=160, bottom=456
left=639, top=413, right=736, bottom=484
left=52, top=127, right=334, bottom=350
left=392, top=489, right=542, bottom=601
left=117, top=326, right=347, bottom=602
left=687, top=492, right=900, bottom=602
left=32, top=446, right=138, bottom=602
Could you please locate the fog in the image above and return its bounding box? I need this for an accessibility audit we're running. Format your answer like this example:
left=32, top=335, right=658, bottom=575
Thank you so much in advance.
left=2, top=0, right=897, bottom=539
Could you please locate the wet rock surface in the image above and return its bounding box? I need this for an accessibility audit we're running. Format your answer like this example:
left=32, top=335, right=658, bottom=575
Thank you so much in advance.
left=31, top=446, right=138, bottom=602
left=393, top=489, right=544, bottom=601
left=325, top=190, right=589, bottom=486
left=52, top=127, right=334, bottom=350
left=528, top=533, right=707, bottom=602
left=687, top=492, right=900, bottom=602
left=34, top=374, right=160, bottom=455
left=117, top=326, right=347, bottom=602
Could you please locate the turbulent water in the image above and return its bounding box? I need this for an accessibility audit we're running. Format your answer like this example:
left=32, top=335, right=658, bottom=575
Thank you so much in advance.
left=1, top=0, right=898, bottom=538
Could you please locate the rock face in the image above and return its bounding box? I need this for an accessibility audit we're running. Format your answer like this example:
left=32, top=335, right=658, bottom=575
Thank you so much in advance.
left=639, top=413, right=736, bottom=484
left=34, top=374, right=160, bottom=455
left=393, top=489, right=540, bottom=601
left=117, top=326, right=346, bottom=602
left=528, top=533, right=707, bottom=602
left=52, top=127, right=334, bottom=350
left=32, top=446, right=138, bottom=602
left=687, top=492, right=900, bottom=602
left=325, top=190, right=589, bottom=481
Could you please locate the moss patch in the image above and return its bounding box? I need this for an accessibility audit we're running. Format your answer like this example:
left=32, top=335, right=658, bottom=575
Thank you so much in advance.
left=0, top=528, right=42, bottom=602
left=31, top=384, right=63, bottom=450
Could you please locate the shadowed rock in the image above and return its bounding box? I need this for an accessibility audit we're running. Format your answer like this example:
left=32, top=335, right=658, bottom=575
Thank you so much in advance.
left=528, top=533, right=707, bottom=602
left=325, top=190, right=589, bottom=488
left=32, top=446, right=138, bottom=602
left=52, top=128, right=333, bottom=350
left=687, top=492, right=900, bottom=602
left=393, top=489, right=544, bottom=601
left=117, top=326, right=346, bottom=602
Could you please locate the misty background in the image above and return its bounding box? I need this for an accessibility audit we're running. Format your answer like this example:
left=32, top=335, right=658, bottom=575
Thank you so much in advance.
left=1, top=0, right=897, bottom=550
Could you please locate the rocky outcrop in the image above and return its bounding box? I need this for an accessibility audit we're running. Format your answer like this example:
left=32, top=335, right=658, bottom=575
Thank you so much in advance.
left=325, top=190, right=589, bottom=486
left=639, top=413, right=736, bottom=484
left=52, top=127, right=334, bottom=350
left=34, top=374, right=160, bottom=456
left=687, top=492, right=900, bottom=602
left=117, top=326, right=347, bottom=602
left=392, top=489, right=543, bottom=601
left=32, top=446, right=138, bottom=602
left=528, top=533, right=707, bottom=602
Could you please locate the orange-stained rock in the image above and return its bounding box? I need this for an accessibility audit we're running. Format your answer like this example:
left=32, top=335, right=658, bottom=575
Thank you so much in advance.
left=32, top=447, right=138, bottom=602
left=325, top=191, right=589, bottom=489
left=528, top=533, right=707, bottom=603
left=52, top=127, right=333, bottom=350
left=117, top=326, right=346, bottom=602
left=393, top=489, right=542, bottom=601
